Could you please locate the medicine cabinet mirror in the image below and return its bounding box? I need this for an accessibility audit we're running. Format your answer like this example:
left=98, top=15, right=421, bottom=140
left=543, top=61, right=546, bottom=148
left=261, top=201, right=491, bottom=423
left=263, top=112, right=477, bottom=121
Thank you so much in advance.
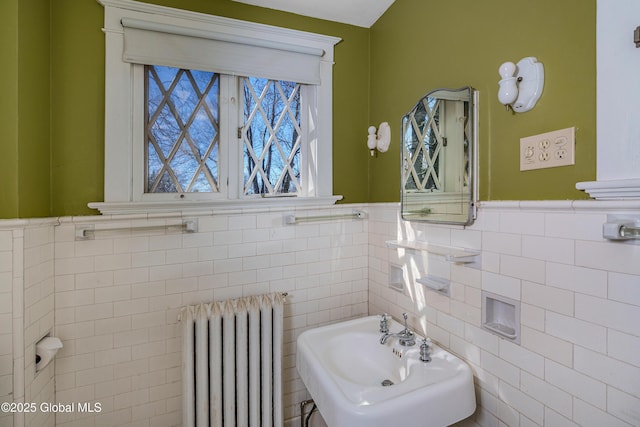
left=401, top=86, right=478, bottom=225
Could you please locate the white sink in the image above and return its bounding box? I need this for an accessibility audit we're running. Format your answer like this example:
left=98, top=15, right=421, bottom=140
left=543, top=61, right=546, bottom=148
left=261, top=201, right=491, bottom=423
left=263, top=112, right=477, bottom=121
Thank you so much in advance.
left=297, top=315, right=476, bottom=427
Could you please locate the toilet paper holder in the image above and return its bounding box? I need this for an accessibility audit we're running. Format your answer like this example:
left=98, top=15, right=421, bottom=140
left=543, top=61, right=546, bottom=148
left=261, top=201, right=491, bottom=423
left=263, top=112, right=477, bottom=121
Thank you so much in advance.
left=35, top=336, right=63, bottom=372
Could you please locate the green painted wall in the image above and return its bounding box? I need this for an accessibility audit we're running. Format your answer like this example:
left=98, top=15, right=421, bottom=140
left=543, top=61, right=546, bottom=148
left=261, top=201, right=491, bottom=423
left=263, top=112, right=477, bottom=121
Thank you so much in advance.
left=368, top=0, right=596, bottom=201
left=0, top=0, right=20, bottom=218
left=50, top=0, right=105, bottom=216
left=19, top=0, right=52, bottom=217
left=0, top=0, right=52, bottom=218
left=2, top=0, right=597, bottom=218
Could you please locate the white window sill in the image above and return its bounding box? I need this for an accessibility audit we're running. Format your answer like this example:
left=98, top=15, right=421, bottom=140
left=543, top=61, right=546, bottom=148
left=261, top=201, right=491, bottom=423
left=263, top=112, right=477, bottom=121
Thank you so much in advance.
left=88, top=196, right=344, bottom=215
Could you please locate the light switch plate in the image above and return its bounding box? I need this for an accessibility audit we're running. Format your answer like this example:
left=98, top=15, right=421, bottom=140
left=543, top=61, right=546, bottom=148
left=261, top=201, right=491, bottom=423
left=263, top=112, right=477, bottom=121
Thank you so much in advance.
left=520, top=127, right=575, bottom=171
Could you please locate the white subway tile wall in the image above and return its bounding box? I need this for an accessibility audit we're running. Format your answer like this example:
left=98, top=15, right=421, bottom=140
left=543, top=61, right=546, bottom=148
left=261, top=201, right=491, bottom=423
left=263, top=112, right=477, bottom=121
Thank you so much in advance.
left=0, top=230, right=13, bottom=427
left=369, top=203, right=640, bottom=427
left=23, top=225, right=56, bottom=427
left=1, top=202, right=639, bottom=427
left=0, top=222, right=57, bottom=427
left=53, top=207, right=368, bottom=427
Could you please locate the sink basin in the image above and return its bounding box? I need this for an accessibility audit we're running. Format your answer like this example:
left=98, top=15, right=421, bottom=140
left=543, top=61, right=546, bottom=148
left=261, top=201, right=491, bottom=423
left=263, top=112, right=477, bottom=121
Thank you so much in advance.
left=297, top=316, right=476, bottom=427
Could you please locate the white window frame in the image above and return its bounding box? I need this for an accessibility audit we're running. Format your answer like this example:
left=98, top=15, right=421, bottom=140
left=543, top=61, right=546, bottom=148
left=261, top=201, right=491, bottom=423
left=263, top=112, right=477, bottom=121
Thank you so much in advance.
left=91, top=0, right=341, bottom=214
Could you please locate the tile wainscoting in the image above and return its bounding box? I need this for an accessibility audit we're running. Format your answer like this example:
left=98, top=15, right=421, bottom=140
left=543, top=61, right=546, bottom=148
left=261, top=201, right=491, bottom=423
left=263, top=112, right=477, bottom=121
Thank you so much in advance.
left=1, top=220, right=56, bottom=427
left=52, top=206, right=368, bottom=427
left=1, top=206, right=368, bottom=427
left=0, top=200, right=639, bottom=426
left=369, top=201, right=640, bottom=427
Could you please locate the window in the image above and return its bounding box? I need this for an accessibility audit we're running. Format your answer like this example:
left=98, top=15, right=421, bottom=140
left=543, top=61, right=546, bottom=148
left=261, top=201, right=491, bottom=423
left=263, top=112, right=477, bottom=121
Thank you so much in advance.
left=144, top=66, right=306, bottom=198
left=242, top=77, right=304, bottom=196
left=145, top=66, right=221, bottom=194
left=92, top=0, right=341, bottom=214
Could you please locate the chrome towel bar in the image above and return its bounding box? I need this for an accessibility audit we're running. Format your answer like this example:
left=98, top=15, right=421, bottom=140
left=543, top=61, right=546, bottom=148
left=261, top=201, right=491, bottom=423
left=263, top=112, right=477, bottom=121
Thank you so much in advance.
left=75, top=219, right=198, bottom=240
left=284, top=210, right=367, bottom=225
left=603, top=215, right=640, bottom=241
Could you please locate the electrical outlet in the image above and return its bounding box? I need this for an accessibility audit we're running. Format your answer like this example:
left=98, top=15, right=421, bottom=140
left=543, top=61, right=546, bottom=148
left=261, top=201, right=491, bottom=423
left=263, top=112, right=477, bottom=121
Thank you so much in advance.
left=520, top=127, right=575, bottom=171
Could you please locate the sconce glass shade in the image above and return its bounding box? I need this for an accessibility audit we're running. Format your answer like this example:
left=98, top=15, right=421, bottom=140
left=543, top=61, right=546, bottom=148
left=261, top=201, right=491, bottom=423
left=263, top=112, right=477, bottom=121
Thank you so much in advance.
left=497, top=57, right=544, bottom=113
left=499, top=61, right=516, bottom=79
left=367, top=123, right=391, bottom=156
left=498, top=61, right=518, bottom=106
left=367, top=126, right=377, bottom=150
left=498, top=77, right=518, bottom=105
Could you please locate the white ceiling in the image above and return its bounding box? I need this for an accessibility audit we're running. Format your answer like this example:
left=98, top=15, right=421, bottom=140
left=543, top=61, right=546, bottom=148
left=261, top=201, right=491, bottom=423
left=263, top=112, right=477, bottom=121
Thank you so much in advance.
left=230, top=0, right=396, bottom=28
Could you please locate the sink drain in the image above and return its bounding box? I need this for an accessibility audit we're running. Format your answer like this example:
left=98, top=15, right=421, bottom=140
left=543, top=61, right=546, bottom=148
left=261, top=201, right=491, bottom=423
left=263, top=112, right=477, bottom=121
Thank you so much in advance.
left=381, top=379, right=394, bottom=387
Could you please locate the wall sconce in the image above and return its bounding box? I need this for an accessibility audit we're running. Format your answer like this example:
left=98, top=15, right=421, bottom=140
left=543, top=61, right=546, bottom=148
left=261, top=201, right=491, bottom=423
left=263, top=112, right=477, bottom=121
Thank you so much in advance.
left=497, top=57, right=544, bottom=113
left=367, top=122, right=391, bottom=156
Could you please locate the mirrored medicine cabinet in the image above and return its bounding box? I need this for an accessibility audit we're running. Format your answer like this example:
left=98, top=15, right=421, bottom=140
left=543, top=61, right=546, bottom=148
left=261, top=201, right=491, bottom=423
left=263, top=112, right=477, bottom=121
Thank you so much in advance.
left=401, top=86, right=478, bottom=225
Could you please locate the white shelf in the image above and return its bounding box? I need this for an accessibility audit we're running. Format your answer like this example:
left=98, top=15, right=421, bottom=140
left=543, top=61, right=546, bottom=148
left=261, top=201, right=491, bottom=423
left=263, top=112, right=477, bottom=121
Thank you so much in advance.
left=385, top=240, right=480, bottom=264
left=416, top=275, right=449, bottom=291
left=416, top=275, right=450, bottom=296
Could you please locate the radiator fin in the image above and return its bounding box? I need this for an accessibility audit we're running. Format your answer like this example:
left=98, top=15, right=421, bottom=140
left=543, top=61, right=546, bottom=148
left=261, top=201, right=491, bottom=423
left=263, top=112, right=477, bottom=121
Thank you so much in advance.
left=180, top=292, right=285, bottom=427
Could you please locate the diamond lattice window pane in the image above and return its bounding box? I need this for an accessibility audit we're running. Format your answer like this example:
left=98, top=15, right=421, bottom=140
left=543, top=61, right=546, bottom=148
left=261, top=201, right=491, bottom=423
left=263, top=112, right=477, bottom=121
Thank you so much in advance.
left=242, top=77, right=302, bottom=196
left=151, top=104, right=181, bottom=158
left=157, top=170, right=178, bottom=193
left=147, top=145, right=163, bottom=191
left=169, top=138, right=200, bottom=190
left=191, top=171, right=213, bottom=192
left=172, top=72, right=197, bottom=125
left=145, top=65, right=220, bottom=194
left=191, top=108, right=217, bottom=158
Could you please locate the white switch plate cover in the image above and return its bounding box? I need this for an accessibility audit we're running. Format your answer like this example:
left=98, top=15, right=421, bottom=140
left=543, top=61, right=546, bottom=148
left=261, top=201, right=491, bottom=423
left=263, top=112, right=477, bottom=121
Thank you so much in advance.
left=520, top=127, right=575, bottom=171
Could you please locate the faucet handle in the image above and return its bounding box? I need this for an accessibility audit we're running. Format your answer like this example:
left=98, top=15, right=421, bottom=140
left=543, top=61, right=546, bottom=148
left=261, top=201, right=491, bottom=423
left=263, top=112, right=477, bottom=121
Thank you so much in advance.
left=402, top=312, right=409, bottom=329
left=419, top=338, right=432, bottom=362
left=379, top=313, right=389, bottom=333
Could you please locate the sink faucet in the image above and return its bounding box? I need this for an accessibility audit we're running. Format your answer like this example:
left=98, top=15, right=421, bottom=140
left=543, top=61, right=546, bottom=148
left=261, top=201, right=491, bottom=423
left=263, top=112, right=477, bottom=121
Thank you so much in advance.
left=379, top=313, right=416, bottom=346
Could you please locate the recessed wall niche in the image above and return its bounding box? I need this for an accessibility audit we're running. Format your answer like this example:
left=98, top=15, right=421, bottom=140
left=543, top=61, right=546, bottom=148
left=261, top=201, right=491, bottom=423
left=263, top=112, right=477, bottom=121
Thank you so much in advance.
left=482, top=291, right=521, bottom=345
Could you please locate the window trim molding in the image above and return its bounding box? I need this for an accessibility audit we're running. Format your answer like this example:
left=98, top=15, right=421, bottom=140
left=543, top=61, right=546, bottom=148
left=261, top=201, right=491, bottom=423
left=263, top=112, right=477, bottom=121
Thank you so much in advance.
left=95, top=0, right=341, bottom=214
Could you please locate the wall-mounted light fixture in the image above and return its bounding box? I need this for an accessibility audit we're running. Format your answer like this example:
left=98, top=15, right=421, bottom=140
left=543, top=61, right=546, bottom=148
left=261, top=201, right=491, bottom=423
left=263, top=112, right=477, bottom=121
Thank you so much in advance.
left=497, top=57, right=544, bottom=113
left=635, top=26, right=640, bottom=48
left=367, top=122, right=391, bottom=156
